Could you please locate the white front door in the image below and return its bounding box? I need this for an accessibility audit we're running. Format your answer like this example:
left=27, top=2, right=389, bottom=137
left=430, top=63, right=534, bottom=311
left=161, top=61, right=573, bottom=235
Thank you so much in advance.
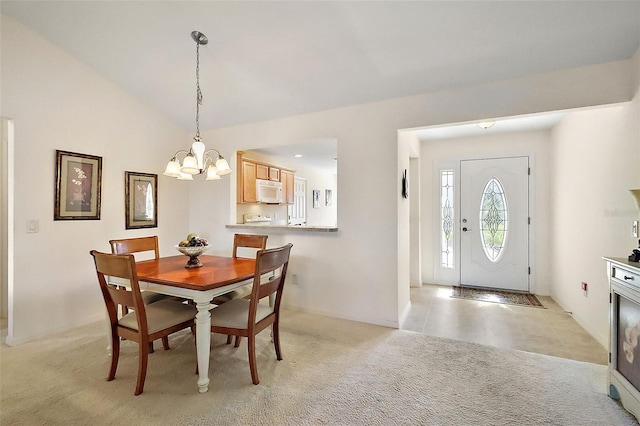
left=460, top=157, right=529, bottom=291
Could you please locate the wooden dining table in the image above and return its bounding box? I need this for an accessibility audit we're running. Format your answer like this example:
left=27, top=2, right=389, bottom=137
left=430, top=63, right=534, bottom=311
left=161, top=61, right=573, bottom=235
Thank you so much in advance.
left=134, top=254, right=256, bottom=393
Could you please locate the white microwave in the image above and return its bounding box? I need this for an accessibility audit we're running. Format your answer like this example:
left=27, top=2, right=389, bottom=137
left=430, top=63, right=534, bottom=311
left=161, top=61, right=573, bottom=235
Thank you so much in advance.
left=256, top=179, right=283, bottom=204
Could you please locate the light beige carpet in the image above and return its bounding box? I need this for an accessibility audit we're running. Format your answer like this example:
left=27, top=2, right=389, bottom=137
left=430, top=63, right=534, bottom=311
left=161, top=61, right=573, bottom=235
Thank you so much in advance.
left=1, top=310, right=637, bottom=425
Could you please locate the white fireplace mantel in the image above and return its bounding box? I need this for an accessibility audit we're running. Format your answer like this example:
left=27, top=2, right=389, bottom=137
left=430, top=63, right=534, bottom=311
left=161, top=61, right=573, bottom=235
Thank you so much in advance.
left=604, top=256, right=640, bottom=422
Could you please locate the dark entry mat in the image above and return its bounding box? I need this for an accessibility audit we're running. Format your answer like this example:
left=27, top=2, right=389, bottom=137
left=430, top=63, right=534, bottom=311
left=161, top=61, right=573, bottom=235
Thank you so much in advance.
left=451, top=286, right=545, bottom=308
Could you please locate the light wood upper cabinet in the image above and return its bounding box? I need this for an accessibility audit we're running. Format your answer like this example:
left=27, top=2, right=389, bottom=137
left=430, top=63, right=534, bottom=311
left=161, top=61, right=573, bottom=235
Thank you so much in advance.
left=269, top=167, right=280, bottom=182
left=237, top=151, right=294, bottom=205
left=257, top=164, right=279, bottom=181
left=256, top=164, right=269, bottom=180
left=281, top=170, right=294, bottom=204
left=240, top=160, right=257, bottom=203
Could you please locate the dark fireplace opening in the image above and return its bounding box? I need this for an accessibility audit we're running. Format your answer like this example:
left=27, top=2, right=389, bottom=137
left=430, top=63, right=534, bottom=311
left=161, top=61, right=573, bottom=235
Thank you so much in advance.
left=617, top=294, right=640, bottom=392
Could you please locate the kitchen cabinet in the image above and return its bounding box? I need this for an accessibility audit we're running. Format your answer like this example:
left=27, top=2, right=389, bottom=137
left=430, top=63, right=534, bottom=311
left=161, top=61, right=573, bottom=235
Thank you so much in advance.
left=237, top=151, right=294, bottom=205
left=240, top=160, right=257, bottom=203
left=281, top=170, right=294, bottom=204
left=269, top=167, right=280, bottom=182
left=255, top=164, right=279, bottom=182
left=256, top=164, right=269, bottom=180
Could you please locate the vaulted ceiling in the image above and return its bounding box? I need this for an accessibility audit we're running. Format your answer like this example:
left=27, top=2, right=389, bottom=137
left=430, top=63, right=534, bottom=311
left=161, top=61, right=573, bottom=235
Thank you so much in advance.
left=2, top=1, right=639, bottom=132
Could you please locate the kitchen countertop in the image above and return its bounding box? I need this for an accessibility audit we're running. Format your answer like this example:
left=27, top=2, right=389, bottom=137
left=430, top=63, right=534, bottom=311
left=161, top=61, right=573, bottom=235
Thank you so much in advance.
left=226, top=223, right=338, bottom=232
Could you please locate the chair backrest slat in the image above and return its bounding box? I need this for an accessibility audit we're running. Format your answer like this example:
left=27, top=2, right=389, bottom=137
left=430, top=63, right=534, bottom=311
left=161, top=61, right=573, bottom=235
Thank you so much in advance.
left=109, top=236, right=160, bottom=260
left=233, top=234, right=268, bottom=259
left=106, top=284, right=135, bottom=308
left=257, top=276, right=282, bottom=300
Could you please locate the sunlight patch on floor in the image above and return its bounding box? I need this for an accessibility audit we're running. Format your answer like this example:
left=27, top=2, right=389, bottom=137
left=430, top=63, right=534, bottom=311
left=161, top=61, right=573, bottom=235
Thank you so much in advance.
left=405, top=284, right=607, bottom=365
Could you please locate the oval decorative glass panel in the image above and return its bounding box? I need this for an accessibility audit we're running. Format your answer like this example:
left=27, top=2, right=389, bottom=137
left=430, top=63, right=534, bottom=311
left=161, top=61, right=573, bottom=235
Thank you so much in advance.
left=479, top=178, right=508, bottom=262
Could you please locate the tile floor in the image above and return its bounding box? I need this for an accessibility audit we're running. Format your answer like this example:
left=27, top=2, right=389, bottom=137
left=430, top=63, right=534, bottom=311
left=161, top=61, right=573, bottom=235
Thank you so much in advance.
left=403, top=284, right=608, bottom=365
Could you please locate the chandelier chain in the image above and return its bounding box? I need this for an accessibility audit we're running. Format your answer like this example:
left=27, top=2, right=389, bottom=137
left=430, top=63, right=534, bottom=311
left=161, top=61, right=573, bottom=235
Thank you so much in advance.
left=195, top=41, right=202, bottom=141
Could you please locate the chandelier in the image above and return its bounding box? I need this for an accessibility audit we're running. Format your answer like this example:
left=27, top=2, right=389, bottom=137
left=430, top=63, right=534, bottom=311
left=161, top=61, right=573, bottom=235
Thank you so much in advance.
left=163, top=31, right=232, bottom=181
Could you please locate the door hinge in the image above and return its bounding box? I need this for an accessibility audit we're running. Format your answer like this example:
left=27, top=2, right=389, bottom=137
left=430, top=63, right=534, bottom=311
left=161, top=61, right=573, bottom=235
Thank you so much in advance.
left=528, top=267, right=531, bottom=275
left=610, top=293, right=612, bottom=303
left=609, top=352, right=612, bottom=364
left=528, top=167, right=531, bottom=175
left=528, top=217, right=531, bottom=225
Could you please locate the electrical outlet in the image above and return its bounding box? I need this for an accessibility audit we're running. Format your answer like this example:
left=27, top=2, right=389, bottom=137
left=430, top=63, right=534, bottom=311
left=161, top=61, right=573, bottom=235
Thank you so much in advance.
left=291, top=274, right=298, bottom=285
left=26, top=220, right=39, bottom=233
left=633, top=221, right=638, bottom=238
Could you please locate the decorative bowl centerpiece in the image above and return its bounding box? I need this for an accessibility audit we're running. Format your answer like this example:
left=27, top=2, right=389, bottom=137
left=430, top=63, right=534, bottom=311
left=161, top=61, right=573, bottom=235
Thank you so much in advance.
left=176, top=233, right=209, bottom=268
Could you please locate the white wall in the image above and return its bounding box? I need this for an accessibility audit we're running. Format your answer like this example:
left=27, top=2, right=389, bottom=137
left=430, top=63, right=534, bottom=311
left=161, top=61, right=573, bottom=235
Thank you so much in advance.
left=397, top=131, right=412, bottom=323
left=400, top=131, right=422, bottom=289
left=548, top=49, right=640, bottom=348
left=189, top=57, right=636, bottom=330
left=550, top=99, right=640, bottom=347
left=295, top=165, right=337, bottom=227
left=1, top=118, right=13, bottom=321
left=3, top=10, right=638, bottom=343
left=419, top=130, right=552, bottom=295
left=197, top=112, right=404, bottom=327
left=1, top=16, right=189, bottom=345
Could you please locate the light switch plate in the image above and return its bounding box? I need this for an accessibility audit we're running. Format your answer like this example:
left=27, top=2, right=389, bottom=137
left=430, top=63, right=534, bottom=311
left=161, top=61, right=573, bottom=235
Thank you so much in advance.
left=633, top=220, right=638, bottom=238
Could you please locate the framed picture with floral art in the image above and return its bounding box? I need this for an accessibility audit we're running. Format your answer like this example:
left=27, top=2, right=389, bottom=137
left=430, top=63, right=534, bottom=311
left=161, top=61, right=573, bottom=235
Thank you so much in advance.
left=125, top=171, right=158, bottom=229
left=54, top=150, right=102, bottom=220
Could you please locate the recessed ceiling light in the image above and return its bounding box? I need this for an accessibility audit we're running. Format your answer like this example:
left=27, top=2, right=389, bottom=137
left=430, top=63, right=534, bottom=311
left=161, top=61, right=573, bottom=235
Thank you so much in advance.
left=294, top=154, right=303, bottom=158
left=477, top=121, right=495, bottom=130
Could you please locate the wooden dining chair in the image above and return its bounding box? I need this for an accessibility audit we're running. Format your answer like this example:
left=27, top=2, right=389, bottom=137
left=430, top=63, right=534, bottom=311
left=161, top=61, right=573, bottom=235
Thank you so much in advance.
left=210, top=243, right=293, bottom=385
left=212, top=233, right=268, bottom=346
left=109, top=236, right=178, bottom=352
left=90, top=250, right=196, bottom=395
left=212, top=233, right=268, bottom=306
left=109, top=236, right=170, bottom=306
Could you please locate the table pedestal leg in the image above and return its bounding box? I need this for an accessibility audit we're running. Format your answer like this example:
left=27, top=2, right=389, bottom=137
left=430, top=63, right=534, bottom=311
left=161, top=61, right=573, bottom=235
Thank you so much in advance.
left=195, top=298, right=211, bottom=393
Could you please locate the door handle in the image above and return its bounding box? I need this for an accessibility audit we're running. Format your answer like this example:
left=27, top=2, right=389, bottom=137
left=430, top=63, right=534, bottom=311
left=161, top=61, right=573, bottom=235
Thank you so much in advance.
left=462, top=227, right=471, bottom=232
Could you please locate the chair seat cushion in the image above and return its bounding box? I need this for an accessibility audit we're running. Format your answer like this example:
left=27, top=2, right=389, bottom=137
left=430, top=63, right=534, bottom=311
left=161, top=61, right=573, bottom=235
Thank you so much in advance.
left=119, top=300, right=196, bottom=334
left=211, top=284, right=252, bottom=305
left=141, top=291, right=171, bottom=305
left=210, top=299, right=272, bottom=329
